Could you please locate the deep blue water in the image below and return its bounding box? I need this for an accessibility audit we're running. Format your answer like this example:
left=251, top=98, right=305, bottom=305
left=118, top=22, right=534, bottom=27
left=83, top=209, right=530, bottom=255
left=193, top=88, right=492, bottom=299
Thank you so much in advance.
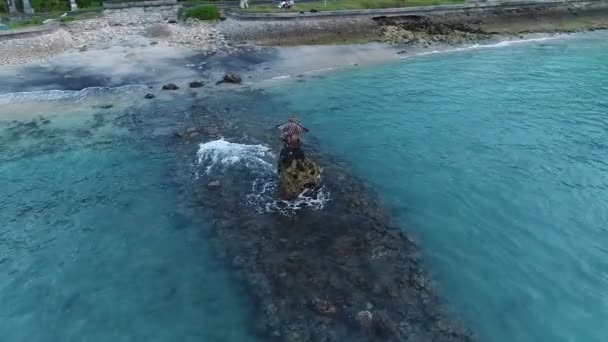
left=267, top=32, right=608, bottom=342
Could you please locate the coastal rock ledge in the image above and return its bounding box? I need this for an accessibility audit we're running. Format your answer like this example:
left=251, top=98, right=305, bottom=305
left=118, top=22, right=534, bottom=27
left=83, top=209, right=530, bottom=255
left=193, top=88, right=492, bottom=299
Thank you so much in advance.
left=183, top=98, right=475, bottom=342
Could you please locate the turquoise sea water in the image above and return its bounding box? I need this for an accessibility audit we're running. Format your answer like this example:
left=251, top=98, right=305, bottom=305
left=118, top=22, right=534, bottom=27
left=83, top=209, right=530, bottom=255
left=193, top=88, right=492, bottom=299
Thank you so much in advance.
left=0, top=105, right=259, bottom=341
left=268, top=32, right=608, bottom=342
left=2, top=31, right=608, bottom=342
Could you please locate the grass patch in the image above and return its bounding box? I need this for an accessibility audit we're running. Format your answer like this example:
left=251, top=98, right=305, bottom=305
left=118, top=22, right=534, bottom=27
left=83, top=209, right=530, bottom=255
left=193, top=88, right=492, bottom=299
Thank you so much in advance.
left=62, top=11, right=102, bottom=21
left=76, top=0, right=103, bottom=9
left=180, top=0, right=238, bottom=3
left=5, top=18, right=44, bottom=30
left=1, top=11, right=101, bottom=29
left=243, top=0, right=464, bottom=12
left=60, top=16, right=77, bottom=23
left=181, top=5, right=221, bottom=20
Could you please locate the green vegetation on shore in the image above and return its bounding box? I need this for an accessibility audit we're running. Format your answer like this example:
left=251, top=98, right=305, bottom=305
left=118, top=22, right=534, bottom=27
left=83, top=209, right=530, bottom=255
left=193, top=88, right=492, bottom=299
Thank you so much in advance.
left=3, top=18, right=43, bottom=29
left=180, top=0, right=238, bottom=2
left=0, top=0, right=102, bottom=13
left=1, top=10, right=101, bottom=30
left=180, top=4, right=221, bottom=20
left=243, top=0, right=464, bottom=12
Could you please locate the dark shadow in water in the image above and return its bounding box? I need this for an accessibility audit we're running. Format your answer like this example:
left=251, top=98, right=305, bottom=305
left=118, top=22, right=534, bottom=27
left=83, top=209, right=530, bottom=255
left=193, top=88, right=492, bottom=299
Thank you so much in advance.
left=4, top=66, right=113, bottom=92
left=1, top=65, right=152, bottom=93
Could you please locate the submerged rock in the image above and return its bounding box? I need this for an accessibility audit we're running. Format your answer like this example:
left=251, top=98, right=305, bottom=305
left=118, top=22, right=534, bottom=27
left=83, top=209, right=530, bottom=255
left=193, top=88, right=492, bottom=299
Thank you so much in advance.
left=162, top=83, right=179, bottom=90
left=373, top=311, right=397, bottom=336
left=207, top=180, right=221, bottom=189
left=144, top=93, right=155, bottom=99
left=189, top=81, right=204, bottom=88
left=278, top=158, right=321, bottom=200
left=311, top=298, right=337, bottom=316
left=93, top=104, right=114, bottom=109
left=355, top=310, right=373, bottom=329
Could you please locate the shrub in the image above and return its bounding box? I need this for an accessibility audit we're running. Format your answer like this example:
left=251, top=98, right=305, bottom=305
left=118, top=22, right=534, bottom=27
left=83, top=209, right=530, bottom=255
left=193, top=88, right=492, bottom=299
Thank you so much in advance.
left=76, top=0, right=103, bottom=8
left=181, top=5, right=220, bottom=21
left=29, top=0, right=70, bottom=12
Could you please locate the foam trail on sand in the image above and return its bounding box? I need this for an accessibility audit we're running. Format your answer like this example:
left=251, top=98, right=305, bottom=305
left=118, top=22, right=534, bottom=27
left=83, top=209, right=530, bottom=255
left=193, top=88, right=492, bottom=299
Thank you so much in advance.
left=196, top=138, right=330, bottom=216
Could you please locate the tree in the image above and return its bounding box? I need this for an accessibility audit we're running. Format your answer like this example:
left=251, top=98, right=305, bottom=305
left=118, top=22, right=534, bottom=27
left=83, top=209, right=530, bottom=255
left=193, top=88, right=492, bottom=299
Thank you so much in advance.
left=22, top=0, right=34, bottom=14
left=6, top=0, right=18, bottom=15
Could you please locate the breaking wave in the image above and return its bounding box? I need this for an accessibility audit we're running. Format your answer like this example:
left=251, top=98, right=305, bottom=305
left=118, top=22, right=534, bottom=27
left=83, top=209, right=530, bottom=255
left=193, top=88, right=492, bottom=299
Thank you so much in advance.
left=196, top=138, right=330, bottom=216
left=196, top=138, right=274, bottom=175
left=0, top=85, right=149, bottom=105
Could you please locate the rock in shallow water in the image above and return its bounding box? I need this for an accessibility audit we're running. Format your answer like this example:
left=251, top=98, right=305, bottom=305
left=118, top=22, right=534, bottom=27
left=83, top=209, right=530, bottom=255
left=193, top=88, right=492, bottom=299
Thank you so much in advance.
left=222, top=72, right=242, bottom=84
left=162, top=83, right=179, bottom=90
left=355, top=310, right=373, bottom=329
left=207, top=180, right=221, bottom=189
left=189, top=81, right=204, bottom=88
left=311, top=298, right=337, bottom=316
left=373, top=311, right=397, bottom=336
left=278, top=158, right=322, bottom=200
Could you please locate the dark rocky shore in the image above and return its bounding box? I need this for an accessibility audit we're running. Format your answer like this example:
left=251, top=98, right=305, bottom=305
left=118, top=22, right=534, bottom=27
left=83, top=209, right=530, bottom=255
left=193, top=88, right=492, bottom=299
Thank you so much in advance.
left=218, top=0, right=608, bottom=47
left=168, top=92, right=473, bottom=342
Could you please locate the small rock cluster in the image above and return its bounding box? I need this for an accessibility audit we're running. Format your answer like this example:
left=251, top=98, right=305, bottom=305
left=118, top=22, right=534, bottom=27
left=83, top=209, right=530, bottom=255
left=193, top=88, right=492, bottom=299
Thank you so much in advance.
left=382, top=25, right=483, bottom=47
left=375, top=15, right=488, bottom=48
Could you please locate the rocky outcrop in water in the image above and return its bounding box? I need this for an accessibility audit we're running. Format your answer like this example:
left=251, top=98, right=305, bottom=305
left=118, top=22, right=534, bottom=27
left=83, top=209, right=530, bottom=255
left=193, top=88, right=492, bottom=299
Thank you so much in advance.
left=162, top=83, right=179, bottom=90
left=222, top=72, right=242, bottom=84
left=189, top=81, right=204, bottom=88
left=278, top=158, right=322, bottom=200
left=170, top=96, right=474, bottom=342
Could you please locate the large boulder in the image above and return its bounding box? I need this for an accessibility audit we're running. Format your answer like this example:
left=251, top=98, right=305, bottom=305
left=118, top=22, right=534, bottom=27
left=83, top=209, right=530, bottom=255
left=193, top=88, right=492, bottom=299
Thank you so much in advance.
left=278, top=158, right=321, bottom=200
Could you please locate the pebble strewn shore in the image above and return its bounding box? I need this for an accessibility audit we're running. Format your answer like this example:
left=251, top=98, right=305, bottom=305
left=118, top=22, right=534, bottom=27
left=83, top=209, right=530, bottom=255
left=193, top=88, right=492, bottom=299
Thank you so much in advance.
left=0, top=6, right=230, bottom=66
left=66, top=7, right=229, bottom=51
left=0, top=29, right=74, bottom=65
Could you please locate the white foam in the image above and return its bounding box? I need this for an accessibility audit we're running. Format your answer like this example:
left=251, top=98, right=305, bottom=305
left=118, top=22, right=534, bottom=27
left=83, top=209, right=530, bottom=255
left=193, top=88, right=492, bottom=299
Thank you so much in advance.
left=0, top=85, right=149, bottom=105
left=269, top=67, right=336, bottom=82
left=400, top=35, right=567, bottom=59
left=195, top=138, right=330, bottom=216
left=196, top=138, right=275, bottom=175
left=246, top=175, right=331, bottom=216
